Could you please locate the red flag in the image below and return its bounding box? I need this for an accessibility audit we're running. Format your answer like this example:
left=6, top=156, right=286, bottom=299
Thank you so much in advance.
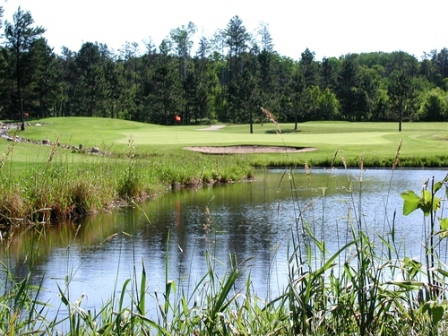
left=175, top=115, right=181, bottom=122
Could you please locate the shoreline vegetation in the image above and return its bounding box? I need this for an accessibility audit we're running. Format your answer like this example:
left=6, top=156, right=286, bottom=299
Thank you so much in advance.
left=0, top=117, right=447, bottom=227
left=0, top=116, right=448, bottom=334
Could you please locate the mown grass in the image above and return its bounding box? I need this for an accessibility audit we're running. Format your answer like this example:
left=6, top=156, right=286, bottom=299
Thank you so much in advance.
left=9, top=117, right=447, bottom=166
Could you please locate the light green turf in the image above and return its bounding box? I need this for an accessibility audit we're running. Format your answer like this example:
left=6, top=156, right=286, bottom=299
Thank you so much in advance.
left=1, top=117, right=447, bottom=167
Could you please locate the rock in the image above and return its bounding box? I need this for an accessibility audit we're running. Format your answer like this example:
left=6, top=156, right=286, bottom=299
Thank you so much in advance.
left=42, top=139, right=51, bottom=145
left=91, top=146, right=100, bottom=153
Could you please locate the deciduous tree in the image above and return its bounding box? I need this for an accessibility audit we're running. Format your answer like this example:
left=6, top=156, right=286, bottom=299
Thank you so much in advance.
left=388, top=70, right=416, bottom=131
left=417, top=88, right=448, bottom=121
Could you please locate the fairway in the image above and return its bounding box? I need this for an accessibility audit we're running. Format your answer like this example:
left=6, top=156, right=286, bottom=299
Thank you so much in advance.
left=1, top=117, right=447, bottom=167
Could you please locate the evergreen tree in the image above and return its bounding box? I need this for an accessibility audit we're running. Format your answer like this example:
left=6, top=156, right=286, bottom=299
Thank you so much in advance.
left=170, top=22, right=197, bottom=123
left=29, top=38, right=59, bottom=118
left=170, top=22, right=197, bottom=82
left=336, top=54, right=359, bottom=120
left=227, top=56, right=260, bottom=131
left=192, top=38, right=217, bottom=123
left=433, top=48, right=448, bottom=83
left=320, top=57, right=340, bottom=91
left=296, top=49, right=320, bottom=121
left=56, top=47, right=77, bottom=116
left=144, top=40, right=183, bottom=125
left=3, top=7, right=45, bottom=130
left=257, top=50, right=276, bottom=112
left=119, top=41, right=141, bottom=120
left=291, top=70, right=306, bottom=128
left=299, top=48, right=319, bottom=88
left=258, top=22, right=274, bottom=53
left=72, top=42, right=109, bottom=117
left=225, top=16, right=250, bottom=80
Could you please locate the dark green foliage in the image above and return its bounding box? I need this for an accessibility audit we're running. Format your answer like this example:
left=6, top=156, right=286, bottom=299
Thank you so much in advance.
left=0, top=9, right=447, bottom=126
left=388, top=70, right=418, bottom=131
left=3, top=7, right=45, bottom=129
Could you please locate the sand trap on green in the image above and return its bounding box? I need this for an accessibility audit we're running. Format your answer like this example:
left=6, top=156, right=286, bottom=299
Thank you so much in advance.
left=183, top=145, right=317, bottom=154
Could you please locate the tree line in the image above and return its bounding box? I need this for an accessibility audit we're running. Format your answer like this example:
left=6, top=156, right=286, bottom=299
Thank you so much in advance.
left=1, top=7, right=447, bottom=131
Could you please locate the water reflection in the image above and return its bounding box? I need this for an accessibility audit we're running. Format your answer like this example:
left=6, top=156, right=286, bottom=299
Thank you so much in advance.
left=0, top=168, right=447, bottom=316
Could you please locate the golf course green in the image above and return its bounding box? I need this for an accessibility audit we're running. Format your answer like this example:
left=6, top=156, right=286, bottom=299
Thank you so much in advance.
left=3, top=117, right=448, bottom=167
left=0, top=117, right=446, bottom=224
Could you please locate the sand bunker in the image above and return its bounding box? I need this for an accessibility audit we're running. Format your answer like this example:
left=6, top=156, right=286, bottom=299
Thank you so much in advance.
left=197, top=125, right=226, bottom=131
left=183, top=145, right=317, bottom=154
left=188, top=125, right=316, bottom=153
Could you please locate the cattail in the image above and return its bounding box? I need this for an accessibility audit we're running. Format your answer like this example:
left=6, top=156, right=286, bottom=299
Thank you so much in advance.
left=0, top=131, right=18, bottom=170
left=331, top=149, right=339, bottom=168
left=340, top=153, right=347, bottom=170
left=46, top=137, right=59, bottom=169
left=0, top=144, right=15, bottom=170
left=392, top=139, right=403, bottom=170
left=260, top=107, right=281, bottom=134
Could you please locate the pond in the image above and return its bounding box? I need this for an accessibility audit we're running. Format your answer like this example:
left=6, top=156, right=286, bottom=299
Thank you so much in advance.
left=1, top=167, right=447, bottom=319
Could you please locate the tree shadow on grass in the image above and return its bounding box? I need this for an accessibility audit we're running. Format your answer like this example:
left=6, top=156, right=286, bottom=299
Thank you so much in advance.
left=265, top=128, right=302, bottom=134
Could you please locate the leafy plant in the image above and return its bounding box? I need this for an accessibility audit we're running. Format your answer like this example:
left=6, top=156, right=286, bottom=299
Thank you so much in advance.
left=400, top=173, right=448, bottom=333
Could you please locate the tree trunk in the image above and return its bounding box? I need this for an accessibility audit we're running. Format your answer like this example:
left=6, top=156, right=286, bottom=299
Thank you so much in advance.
left=249, top=108, right=253, bottom=134
left=18, top=88, right=25, bottom=131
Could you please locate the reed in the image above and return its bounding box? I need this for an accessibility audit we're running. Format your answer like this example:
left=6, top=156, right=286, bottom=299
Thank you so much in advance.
left=282, top=158, right=448, bottom=335
left=0, top=141, right=254, bottom=226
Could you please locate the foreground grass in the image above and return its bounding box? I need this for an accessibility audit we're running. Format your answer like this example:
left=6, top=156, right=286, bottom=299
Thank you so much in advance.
left=1, top=168, right=447, bottom=335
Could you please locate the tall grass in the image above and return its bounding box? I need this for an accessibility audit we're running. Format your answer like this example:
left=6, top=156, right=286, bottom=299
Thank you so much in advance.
left=0, top=138, right=254, bottom=226
left=0, top=261, right=50, bottom=334
left=283, top=153, right=448, bottom=335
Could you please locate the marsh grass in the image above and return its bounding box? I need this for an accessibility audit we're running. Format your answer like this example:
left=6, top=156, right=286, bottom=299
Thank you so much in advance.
left=0, top=137, right=254, bottom=226
left=0, top=261, right=50, bottom=334
left=282, top=152, right=448, bottom=335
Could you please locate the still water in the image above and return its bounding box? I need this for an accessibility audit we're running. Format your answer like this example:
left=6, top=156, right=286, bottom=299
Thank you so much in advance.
left=1, top=168, right=447, bottom=317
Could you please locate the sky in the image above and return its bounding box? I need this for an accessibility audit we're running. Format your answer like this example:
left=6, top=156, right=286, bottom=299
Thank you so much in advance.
left=1, top=0, right=447, bottom=61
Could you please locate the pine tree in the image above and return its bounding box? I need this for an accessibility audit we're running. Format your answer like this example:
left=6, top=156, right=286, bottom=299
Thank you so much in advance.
left=4, top=7, right=45, bottom=130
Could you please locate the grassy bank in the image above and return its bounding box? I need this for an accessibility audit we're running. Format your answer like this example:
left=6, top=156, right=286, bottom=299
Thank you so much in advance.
left=0, top=117, right=446, bottom=225
left=0, top=140, right=253, bottom=226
